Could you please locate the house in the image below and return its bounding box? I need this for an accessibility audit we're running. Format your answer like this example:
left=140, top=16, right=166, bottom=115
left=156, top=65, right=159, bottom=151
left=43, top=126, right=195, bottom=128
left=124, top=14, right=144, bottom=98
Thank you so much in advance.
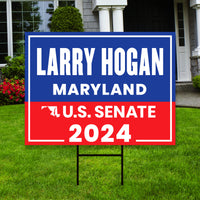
left=0, top=0, right=199, bottom=82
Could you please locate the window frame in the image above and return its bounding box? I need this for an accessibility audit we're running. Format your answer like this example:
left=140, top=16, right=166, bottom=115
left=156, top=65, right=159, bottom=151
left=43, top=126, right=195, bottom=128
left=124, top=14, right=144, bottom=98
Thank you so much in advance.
left=0, top=0, right=80, bottom=66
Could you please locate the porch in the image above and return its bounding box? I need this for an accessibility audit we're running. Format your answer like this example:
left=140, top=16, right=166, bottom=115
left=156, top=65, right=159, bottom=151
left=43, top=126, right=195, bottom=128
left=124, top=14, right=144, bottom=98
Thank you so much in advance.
left=92, top=0, right=200, bottom=82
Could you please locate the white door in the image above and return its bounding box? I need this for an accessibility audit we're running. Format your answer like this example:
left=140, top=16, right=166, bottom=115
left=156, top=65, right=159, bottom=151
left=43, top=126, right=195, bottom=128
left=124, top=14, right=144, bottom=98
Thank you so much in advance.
left=174, top=0, right=191, bottom=81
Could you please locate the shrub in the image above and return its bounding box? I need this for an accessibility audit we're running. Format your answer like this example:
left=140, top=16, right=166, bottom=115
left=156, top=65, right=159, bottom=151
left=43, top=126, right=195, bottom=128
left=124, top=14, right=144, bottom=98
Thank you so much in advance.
left=192, top=75, right=200, bottom=90
left=1, top=54, right=25, bottom=80
left=0, top=78, right=25, bottom=106
left=50, top=6, right=84, bottom=32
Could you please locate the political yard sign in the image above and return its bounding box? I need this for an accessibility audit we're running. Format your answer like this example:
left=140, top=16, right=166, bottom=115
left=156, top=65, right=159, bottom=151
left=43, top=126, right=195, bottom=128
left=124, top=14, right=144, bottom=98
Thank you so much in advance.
left=25, top=33, right=175, bottom=145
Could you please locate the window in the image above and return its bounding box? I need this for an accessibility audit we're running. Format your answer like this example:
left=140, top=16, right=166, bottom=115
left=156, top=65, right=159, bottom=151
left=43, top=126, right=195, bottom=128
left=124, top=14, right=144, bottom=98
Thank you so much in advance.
left=0, top=0, right=76, bottom=64
left=177, top=3, right=185, bottom=46
left=12, top=1, right=54, bottom=56
left=59, top=0, right=75, bottom=7
left=0, top=2, right=8, bottom=63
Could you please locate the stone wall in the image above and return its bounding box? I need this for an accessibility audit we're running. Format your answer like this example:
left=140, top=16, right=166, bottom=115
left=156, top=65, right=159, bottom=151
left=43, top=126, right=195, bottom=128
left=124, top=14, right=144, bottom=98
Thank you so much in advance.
left=189, top=7, right=197, bottom=54
left=191, top=56, right=200, bottom=77
left=83, top=0, right=99, bottom=32
left=189, top=5, right=200, bottom=78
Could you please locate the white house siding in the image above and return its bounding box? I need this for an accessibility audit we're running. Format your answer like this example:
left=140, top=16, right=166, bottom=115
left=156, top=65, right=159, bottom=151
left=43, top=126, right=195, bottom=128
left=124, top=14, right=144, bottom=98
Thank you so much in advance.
left=83, top=0, right=99, bottom=32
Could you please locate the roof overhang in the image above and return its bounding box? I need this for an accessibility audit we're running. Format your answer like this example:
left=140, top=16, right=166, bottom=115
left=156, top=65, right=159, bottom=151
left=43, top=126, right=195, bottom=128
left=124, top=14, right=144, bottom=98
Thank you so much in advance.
left=190, top=0, right=200, bottom=8
left=92, top=0, right=127, bottom=11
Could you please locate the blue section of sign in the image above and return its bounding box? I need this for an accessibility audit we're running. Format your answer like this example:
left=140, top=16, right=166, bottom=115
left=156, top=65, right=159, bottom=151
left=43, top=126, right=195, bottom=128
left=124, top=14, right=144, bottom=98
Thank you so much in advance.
left=25, top=32, right=175, bottom=102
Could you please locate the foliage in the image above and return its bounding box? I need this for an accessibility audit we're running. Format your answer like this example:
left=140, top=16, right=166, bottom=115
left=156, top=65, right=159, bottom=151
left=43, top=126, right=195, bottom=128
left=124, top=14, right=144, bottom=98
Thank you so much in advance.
left=50, top=6, right=84, bottom=32
left=1, top=54, right=25, bottom=80
left=0, top=78, right=25, bottom=105
left=192, top=75, right=200, bottom=89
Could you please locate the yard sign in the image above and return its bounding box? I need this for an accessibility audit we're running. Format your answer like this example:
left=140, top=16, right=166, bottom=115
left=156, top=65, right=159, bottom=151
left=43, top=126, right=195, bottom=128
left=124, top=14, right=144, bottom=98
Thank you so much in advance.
left=25, top=32, right=175, bottom=145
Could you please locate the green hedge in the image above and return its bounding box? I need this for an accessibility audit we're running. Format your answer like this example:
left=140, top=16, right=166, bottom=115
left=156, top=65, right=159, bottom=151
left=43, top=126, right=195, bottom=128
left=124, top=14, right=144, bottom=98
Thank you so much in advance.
left=1, top=55, right=25, bottom=80
left=192, top=75, right=200, bottom=90
left=50, top=6, right=84, bottom=32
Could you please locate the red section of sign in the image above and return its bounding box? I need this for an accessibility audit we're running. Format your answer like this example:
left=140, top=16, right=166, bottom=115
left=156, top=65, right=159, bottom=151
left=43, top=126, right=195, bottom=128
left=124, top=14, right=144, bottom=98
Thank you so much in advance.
left=25, top=102, right=175, bottom=145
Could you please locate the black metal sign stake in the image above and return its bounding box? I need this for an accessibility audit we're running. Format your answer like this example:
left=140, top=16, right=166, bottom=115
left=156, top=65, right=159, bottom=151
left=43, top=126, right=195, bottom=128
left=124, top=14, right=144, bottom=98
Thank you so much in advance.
left=77, top=145, right=124, bottom=185
left=77, top=145, right=79, bottom=185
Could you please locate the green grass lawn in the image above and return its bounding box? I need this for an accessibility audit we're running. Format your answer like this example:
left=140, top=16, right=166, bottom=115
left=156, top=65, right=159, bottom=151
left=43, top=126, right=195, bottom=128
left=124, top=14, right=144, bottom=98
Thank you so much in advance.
left=0, top=104, right=199, bottom=200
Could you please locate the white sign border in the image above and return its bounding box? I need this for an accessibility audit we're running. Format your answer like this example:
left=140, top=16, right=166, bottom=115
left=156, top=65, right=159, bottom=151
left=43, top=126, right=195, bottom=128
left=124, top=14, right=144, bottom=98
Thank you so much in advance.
left=28, top=34, right=173, bottom=143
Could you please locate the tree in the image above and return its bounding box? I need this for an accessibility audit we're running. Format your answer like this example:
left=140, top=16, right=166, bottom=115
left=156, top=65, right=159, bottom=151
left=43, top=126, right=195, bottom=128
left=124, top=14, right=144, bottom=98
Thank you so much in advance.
left=50, top=6, right=84, bottom=32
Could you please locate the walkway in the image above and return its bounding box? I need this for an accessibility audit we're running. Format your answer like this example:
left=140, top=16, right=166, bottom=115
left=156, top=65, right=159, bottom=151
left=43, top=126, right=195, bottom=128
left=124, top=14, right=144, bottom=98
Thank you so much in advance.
left=176, top=83, right=200, bottom=108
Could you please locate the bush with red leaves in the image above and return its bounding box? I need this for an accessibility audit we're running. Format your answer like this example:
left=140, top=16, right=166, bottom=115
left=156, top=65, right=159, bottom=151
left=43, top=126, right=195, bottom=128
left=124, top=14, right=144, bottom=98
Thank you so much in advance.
left=0, top=78, right=25, bottom=106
